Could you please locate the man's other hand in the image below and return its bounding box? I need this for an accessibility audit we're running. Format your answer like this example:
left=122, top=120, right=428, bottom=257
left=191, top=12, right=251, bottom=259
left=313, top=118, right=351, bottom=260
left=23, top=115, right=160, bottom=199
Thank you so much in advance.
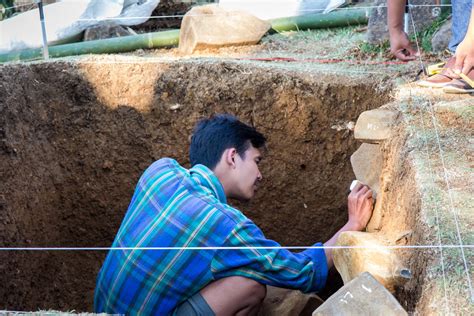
left=390, top=30, right=420, bottom=61
left=347, top=183, right=374, bottom=231
left=454, top=35, right=474, bottom=75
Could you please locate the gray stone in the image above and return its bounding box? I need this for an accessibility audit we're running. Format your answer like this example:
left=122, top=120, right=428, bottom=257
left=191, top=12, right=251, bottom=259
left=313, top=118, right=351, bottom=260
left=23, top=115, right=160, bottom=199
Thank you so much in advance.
left=84, top=22, right=131, bottom=41
left=350, top=143, right=383, bottom=198
left=259, top=286, right=323, bottom=316
left=367, top=0, right=443, bottom=44
left=354, top=109, right=399, bottom=143
left=178, top=4, right=271, bottom=54
left=432, top=18, right=452, bottom=53
left=312, top=272, right=408, bottom=316
left=333, top=231, right=411, bottom=293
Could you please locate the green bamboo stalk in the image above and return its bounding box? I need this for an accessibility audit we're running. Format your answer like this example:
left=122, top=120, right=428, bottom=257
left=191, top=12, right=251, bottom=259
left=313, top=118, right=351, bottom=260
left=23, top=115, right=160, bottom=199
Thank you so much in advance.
left=0, top=29, right=180, bottom=63
left=270, top=8, right=370, bottom=33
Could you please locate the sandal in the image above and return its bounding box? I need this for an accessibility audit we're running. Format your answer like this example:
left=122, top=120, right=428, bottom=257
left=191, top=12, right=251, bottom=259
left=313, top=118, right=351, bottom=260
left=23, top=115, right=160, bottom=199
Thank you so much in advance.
left=442, top=68, right=474, bottom=94
left=417, top=56, right=459, bottom=88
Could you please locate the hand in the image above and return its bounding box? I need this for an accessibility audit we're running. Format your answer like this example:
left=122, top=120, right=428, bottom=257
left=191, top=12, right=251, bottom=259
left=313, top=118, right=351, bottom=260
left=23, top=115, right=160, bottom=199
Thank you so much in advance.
left=322, top=183, right=374, bottom=267
left=347, top=183, right=374, bottom=231
left=389, top=30, right=420, bottom=61
left=454, top=36, right=474, bottom=75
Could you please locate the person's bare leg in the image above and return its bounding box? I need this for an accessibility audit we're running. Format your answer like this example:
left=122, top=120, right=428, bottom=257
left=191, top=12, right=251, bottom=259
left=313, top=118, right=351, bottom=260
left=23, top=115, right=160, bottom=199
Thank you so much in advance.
left=200, top=276, right=266, bottom=316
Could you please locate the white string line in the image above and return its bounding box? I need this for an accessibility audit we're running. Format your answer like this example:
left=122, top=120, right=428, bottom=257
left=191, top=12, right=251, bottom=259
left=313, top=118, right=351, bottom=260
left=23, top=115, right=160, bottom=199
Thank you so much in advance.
left=0, top=245, right=473, bottom=251
left=409, top=5, right=474, bottom=304
left=407, top=6, right=449, bottom=308
left=5, top=3, right=450, bottom=21
left=73, top=4, right=451, bottom=21
left=0, top=3, right=452, bottom=15
left=408, top=96, right=450, bottom=311
left=0, top=312, right=57, bottom=315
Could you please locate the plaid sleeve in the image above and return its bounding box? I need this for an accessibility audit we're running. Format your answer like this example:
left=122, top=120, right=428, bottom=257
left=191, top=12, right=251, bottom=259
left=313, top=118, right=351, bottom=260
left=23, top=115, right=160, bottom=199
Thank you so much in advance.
left=210, top=219, right=328, bottom=293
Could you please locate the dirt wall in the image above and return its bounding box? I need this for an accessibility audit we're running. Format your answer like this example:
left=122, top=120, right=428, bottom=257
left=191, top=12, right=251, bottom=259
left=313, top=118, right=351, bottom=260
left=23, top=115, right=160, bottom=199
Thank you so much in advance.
left=0, top=60, right=391, bottom=311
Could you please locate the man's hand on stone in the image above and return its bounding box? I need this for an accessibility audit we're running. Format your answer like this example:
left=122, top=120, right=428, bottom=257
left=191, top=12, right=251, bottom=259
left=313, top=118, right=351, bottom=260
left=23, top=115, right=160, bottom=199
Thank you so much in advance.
left=390, top=30, right=420, bottom=61
left=347, top=183, right=374, bottom=231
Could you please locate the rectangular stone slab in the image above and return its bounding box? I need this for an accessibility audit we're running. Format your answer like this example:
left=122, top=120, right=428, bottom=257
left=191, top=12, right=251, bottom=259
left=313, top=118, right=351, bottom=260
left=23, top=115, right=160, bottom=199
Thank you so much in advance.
left=312, top=272, right=408, bottom=316
left=354, top=109, right=399, bottom=143
left=350, top=143, right=383, bottom=197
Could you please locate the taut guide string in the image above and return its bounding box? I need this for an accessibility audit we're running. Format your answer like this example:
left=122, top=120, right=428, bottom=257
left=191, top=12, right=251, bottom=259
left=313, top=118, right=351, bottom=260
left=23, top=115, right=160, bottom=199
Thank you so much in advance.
left=408, top=1, right=474, bottom=305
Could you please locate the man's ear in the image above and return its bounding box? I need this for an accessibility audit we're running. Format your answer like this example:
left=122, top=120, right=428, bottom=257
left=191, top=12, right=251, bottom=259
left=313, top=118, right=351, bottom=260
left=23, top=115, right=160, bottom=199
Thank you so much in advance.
left=224, top=148, right=237, bottom=168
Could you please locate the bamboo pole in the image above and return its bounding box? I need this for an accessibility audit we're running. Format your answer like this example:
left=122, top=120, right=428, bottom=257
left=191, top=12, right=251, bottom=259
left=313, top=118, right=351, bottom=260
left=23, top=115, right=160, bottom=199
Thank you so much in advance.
left=0, top=29, right=180, bottom=62
left=269, top=8, right=369, bottom=33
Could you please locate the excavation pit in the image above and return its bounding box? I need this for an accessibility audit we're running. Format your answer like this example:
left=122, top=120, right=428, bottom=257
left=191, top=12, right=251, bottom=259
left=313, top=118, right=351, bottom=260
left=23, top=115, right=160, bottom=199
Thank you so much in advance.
left=1, top=59, right=425, bottom=313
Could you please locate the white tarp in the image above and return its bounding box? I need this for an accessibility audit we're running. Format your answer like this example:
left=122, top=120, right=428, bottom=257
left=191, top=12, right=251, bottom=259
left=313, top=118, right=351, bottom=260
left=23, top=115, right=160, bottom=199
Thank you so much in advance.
left=0, top=0, right=160, bottom=53
left=218, top=0, right=346, bottom=21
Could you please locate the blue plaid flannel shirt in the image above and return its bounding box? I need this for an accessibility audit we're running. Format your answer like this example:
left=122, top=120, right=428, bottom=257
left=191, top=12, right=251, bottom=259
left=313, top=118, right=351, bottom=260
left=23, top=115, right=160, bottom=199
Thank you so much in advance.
left=94, top=158, right=328, bottom=315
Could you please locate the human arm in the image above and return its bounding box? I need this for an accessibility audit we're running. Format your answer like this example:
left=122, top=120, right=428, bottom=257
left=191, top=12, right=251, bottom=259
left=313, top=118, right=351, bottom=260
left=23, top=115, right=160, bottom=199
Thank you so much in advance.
left=454, top=8, right=474, bottom=74
left=323, top=183, right=374, bottom=268
left=388, top=0, right=420, bottom=61
left=211, top=218, right=328, bottom=293
left=210, top=184, right=373, bottom=293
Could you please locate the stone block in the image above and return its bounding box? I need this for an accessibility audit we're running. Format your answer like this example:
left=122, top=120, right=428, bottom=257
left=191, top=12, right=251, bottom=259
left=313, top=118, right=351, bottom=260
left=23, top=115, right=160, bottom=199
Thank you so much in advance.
left=354, top=109, right=399, bottom=143
left=259, top=286, right=323, bottom=316
left=367, top=0, right=443, bottom=44
left=312, top=272, right=408, bottom=316
left=333, top=231, right=411, bottom=293
left=432, top=18, right=451, bottom=53
left=350, top=143, right=383, bottom=197
left=178, top=4, right=271, bottom=54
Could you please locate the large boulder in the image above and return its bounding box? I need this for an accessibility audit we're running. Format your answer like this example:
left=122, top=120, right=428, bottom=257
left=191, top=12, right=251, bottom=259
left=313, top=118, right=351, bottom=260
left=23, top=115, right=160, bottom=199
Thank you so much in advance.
left=333, top=231, right=411, bottom=293
left=178, top=4, right=271, bottom=54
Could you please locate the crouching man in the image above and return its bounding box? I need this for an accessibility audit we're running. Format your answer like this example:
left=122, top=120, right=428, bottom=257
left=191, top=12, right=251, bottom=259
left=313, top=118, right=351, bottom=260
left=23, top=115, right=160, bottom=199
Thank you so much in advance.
left=94, top=114, right=374, bottom=315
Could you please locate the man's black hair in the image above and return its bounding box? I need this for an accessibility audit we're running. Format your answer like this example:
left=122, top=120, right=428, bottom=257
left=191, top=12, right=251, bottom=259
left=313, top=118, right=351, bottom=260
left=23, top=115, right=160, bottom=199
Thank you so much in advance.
left=190, top=114, right=266, bottom=169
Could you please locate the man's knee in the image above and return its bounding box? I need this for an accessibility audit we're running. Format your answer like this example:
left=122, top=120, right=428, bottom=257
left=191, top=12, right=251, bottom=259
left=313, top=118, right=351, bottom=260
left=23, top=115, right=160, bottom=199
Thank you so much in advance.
left=201, top=276, right=266, bottom=301
left=235, top=277, right=266, bottom=302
